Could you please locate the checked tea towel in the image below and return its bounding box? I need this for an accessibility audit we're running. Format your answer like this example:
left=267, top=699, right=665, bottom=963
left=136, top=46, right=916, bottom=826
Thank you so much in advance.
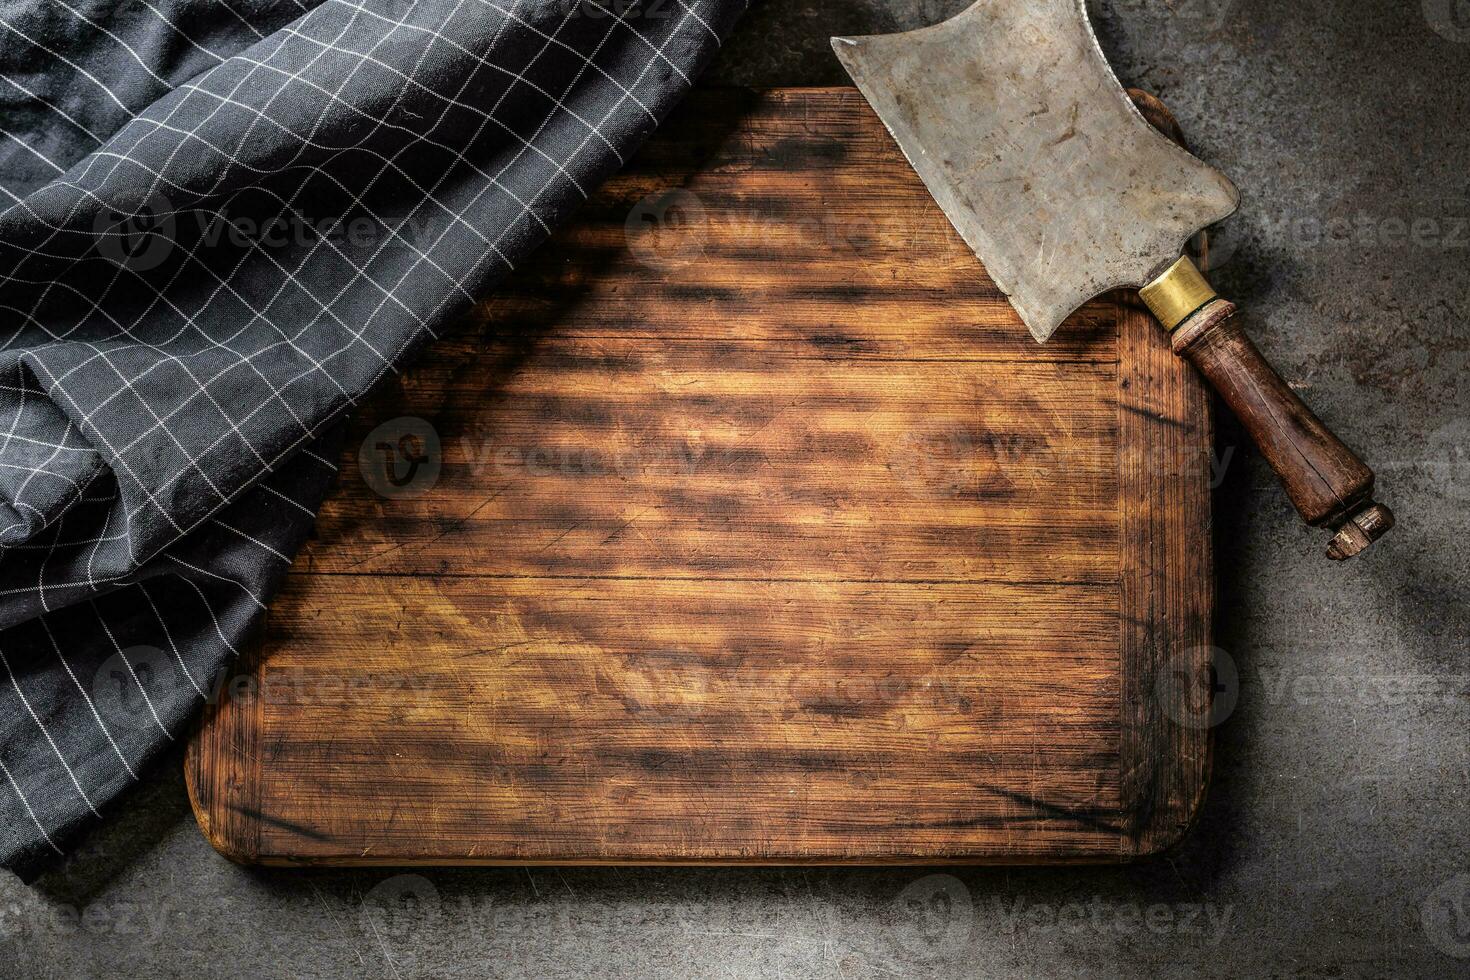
left=0, top=0, right=746, bottom=878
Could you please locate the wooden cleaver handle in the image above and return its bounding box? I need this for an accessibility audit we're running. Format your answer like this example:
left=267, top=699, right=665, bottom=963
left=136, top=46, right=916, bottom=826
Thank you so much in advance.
left=1168, top=294, right=1393, bottom=560
left=1126, top=89, right=1392, bottom=560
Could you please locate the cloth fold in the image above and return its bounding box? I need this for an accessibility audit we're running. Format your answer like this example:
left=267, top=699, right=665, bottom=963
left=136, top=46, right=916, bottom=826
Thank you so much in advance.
left=0, top=0, right=745, bottom=878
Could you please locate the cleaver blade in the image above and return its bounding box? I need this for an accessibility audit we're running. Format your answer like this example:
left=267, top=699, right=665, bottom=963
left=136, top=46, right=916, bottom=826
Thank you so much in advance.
left=832, top=0, right=1239, bottom=343
left=831, top=0, right=1395, bottom=560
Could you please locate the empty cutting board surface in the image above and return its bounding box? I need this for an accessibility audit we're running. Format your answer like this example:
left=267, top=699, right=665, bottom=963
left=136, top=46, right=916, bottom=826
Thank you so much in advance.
left=187, top=88, right=1214, bottom=865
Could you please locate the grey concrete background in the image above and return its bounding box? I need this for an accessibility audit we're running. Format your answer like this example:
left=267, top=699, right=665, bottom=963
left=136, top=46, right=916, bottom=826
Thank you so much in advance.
left=3, top=1, right=1467, bottom=976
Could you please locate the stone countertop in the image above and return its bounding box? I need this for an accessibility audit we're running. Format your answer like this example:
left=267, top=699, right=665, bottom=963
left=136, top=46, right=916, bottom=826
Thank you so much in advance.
left=3, top=2, right=1466, bottom=976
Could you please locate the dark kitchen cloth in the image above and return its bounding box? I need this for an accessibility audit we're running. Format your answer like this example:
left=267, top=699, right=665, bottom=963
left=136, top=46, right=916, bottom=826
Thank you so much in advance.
left=0, top=0, right=746, bottom=879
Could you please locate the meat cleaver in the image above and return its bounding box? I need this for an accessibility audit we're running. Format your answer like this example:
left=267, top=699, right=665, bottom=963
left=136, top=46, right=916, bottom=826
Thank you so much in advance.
left=833, top=0, right=1393, bottom=559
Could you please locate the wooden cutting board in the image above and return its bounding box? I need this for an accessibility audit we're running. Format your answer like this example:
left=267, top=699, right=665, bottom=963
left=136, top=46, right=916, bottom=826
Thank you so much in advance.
left=186, top=88, right=1214, bottom=866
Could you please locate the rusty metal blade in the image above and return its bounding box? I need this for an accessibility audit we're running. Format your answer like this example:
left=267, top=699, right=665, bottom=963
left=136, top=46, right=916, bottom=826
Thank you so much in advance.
left=832, top=0, right=1238, bottom=342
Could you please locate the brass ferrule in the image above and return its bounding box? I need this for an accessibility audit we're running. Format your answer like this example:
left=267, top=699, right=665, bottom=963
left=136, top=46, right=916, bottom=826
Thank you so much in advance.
left=1139, top=255, right=1217, bottom=331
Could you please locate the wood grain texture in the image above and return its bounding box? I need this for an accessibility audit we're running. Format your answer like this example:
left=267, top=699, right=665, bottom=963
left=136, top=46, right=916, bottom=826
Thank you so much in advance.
left=186, top=88, right=1214, bottom=866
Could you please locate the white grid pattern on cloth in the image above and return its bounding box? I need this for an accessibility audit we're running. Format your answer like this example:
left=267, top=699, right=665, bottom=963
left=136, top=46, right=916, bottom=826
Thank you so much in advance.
left=0, top=0, right=744, bottom=877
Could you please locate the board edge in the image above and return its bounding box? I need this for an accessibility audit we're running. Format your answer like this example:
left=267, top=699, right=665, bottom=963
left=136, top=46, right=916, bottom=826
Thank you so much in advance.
left=1115, top=288, right=1216, bottom=860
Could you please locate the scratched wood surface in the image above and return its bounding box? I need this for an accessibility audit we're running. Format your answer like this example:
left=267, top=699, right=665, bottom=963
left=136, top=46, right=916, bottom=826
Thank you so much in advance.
left=186, top=88, right=1215, bottom=865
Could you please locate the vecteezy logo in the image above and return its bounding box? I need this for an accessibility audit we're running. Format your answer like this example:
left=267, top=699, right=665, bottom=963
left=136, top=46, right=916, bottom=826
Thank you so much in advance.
left=360, top=874, right=442, bottom=946
left=91, top=645, right=185, bottom=733
left=888, top=874, right=974, bottom=961
left=624, top=188, right=708, bottom=270
left=1425, top=418, right=1470, bottom=503
left=1188, top=218, right=1244, bottom=275
left=1424, top=0, right=1470, bottom=42
left=1422, top=874, right=1470, bottom=959
left=1155, top=645, right=1239, bottom=729
left=359, top=416, right=441, bottom=499
left=887, top=429, right=975, bottom=500
left=93, top=190, right=176, bottom=273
